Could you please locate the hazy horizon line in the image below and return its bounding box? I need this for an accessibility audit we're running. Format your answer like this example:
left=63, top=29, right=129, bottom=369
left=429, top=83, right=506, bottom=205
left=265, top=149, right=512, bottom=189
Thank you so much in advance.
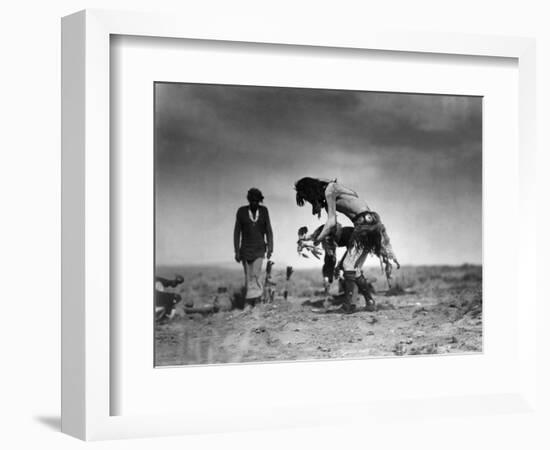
left=156, top=261, right=482, bottom=270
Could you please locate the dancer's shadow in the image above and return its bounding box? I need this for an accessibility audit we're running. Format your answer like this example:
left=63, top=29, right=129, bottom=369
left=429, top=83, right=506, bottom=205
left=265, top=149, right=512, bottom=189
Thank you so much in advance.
left=302, top=294, right=346, bottom=309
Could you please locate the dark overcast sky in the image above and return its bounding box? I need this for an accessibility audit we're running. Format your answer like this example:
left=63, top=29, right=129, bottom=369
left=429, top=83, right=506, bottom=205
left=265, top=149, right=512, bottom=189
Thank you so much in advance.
left=155, top=83, right=482, bottom=268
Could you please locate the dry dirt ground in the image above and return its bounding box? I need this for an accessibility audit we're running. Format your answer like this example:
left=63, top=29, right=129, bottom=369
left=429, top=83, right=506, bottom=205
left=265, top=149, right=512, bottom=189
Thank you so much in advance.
left=155, top=265, right=482, bottom=366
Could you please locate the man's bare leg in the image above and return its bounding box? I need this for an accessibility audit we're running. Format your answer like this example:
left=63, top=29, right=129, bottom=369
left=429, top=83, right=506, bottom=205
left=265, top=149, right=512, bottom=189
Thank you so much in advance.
left=355, top=274, right=376, bottom=311
left=243, top=258, right=264, bottom=307
left=342, top=270, right=357, bottom=313
left=340, top=245, right=364, bottom=313
left=322, top=276, right=331, bottom=310
left=353, top=251, right=376, bottom=311
left=341, top=245, right=376, bottom=313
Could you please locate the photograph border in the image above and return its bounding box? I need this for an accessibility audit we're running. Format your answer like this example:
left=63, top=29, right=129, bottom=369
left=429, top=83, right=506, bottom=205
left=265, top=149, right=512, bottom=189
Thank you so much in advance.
left=61, top=9, right=537, bottom=440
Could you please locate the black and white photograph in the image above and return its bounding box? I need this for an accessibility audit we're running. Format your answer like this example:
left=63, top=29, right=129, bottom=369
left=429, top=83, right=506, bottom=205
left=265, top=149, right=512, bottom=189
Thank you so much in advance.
left=154, top=82, right=482, bottom=366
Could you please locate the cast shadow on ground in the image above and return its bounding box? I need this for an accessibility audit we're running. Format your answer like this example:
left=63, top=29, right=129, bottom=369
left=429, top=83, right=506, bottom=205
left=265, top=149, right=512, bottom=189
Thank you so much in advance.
left=34, top=415, right=61, bottom=431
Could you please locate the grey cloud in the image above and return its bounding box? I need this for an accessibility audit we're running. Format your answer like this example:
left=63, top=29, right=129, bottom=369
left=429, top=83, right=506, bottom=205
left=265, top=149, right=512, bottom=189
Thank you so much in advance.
left=155, top=82, right=482, bottom=266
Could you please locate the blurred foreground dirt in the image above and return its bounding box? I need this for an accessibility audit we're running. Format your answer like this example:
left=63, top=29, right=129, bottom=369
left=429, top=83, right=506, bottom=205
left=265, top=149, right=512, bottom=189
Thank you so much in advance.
left=155, top=265, right=482, bottom=365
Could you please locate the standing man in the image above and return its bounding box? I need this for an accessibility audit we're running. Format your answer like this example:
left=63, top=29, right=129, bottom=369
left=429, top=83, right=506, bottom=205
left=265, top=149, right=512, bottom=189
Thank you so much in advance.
left=295, top=177, right=399, bottom=313
left=234, top=188, right=274, bottom=306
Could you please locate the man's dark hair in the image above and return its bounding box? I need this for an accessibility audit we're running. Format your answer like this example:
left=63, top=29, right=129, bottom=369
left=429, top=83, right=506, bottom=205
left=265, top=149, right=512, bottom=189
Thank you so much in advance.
left=294, top=177, right=329, bottom=218
left=247, top=187, right=264, bottom=203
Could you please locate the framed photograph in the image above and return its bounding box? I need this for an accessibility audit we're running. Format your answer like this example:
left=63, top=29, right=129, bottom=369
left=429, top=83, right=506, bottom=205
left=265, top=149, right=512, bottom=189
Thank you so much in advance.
left=152, top=81, right=483, bottom=367
left=62, top=9, right=538, bottom=441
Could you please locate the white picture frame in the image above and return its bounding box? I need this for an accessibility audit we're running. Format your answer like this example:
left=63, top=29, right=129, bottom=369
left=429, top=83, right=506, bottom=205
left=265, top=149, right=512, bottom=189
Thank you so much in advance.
left=61, top=9, right=538, bottom=441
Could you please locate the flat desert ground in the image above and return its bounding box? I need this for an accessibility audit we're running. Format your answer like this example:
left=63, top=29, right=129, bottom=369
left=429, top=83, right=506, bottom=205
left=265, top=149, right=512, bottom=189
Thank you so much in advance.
left=155, top=264, right=482, bottom=366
